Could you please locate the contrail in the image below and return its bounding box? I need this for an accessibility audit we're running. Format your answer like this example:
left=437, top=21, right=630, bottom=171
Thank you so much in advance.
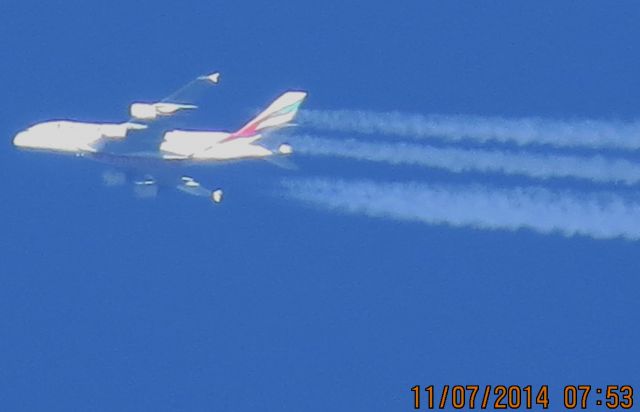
left=290, top=135, right=640, bottom=185
left=282, top=178, right=640, bottom=240
left=299, top=109, right=640, bottom=150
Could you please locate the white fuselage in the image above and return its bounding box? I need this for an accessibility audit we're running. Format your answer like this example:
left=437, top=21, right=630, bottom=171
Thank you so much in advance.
left=13, top=120, right=146, bottom=153
left=159, top=130, right=273, bottom=160
left=13, top=122, right=278, bottom=161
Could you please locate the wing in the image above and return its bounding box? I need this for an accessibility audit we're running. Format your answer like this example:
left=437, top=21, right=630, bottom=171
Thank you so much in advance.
left=129, top=71, right=221, bottom=122
left=163, top=72, right=220, bottom=104
left=99, top=71, right=221, bottom=155
left=90, top=152, right=224, bottom=203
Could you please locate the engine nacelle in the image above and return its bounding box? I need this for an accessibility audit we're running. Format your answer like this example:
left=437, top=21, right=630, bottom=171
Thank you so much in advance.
left=130, top=103, right=158, bottom=120
left=278, top=143, right=293, bottom=155
left=130, top=102, right=198, bottom=121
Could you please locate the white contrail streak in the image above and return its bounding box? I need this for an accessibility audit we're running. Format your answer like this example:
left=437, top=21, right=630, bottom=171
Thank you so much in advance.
left=282, top=178, right=640, bottom=240
left=290, top=135, right=640, bottom=185
left=299, top=109, right=640, bottom=150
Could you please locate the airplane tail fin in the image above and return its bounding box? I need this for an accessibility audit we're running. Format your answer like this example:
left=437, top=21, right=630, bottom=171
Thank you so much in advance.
left=226, top=91, right=307, bottom=141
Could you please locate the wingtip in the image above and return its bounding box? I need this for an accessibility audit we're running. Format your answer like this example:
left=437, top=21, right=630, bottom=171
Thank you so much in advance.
left=200, top=72, right=221, bottom=84
left=211, top=189, right=224, bottom=203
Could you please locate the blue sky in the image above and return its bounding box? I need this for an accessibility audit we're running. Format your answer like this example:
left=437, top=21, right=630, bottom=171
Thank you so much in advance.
left=1, top=1, right=639, bottom=410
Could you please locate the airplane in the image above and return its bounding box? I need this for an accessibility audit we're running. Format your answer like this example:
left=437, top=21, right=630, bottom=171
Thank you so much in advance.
left=12, top=71, right=308, bottom=203
left=13, top=71, right=223, bottom=153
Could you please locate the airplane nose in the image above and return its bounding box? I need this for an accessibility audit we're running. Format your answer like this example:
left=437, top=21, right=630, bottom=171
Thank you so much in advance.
left=13, top=131, right=27, bottom=147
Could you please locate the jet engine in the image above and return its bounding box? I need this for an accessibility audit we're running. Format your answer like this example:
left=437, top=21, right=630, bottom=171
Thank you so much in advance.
left=278, top=143, right=293, bottom=155
left=130, top=103, right=158, bottom=120
left=130, top=102, right=197, bottom=121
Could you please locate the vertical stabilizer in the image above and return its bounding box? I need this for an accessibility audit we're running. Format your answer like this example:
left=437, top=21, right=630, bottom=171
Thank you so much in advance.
left=225, top=91, right=308, bottom=142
